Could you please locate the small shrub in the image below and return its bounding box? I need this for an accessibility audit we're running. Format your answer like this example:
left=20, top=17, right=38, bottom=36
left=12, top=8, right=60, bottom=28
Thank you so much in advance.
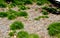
left=47, top=22, right=60, bottom=36
left=0, top=12, right=8, bottom=17
left=10, top=21, right=24, bottom=30
left=29, top=34, right=39, bottom=38
left=17, top=31, right=29, bottom=38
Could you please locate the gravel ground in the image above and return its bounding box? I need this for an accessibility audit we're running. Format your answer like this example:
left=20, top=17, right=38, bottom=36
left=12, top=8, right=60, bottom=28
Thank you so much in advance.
left=0, top=4, right=60, bottom=38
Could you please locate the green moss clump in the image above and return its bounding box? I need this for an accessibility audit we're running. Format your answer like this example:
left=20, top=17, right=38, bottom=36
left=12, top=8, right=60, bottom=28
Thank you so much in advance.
left=17, top=31, right=29, bottom=38
left=10, top=21, right=24, bottom=30
left=18, top=11, right=28, bottom=17
left=47, top=22, right=60, bottom=36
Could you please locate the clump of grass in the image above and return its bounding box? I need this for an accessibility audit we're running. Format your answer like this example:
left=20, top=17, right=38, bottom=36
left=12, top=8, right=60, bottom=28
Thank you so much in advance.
left=8, top=9, right=17, bottom=15
left=29, top=34, right=39, bottom=38
left=34, top=15, right=49, bottom=20
left=17, top=31, right=39, bottom=38
left=36, top=0, right=50, bottom=5
left=0, top=3, right=7, bottom=8
left=18, top=5, right=27, bottom=10
left=24, top=0, right=33, bottom=5
left=0, top=0, right=7, bottom=8
left=11, top=0, right=33, bottom=5
left=9, top=31, right=15, bottom=36
left=36, top=1, right=43, bottom=5
left=47, top=22, right=60, bottom=36
left=9, top=3, right=16, bottom=8
left=10, top=21, right=24, bottom=30
left=7, top=14, right=16, bottom=20
left=42, top=11, right=48, bottom=15
left=7, top=10, right=18, bottom=20
left=17, top=31, right=29, bottom=38
left=18, top=11, right=28, bottom=17
left=0, top=10, right=28, bottom=20
left=0, top=12, right=8, bottom=18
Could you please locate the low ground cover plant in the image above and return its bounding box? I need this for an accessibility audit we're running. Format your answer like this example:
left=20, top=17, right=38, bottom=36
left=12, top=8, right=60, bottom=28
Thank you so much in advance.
left=10, top=21, right=24, bottom=30
left=9, top=31, right=15, bottom=36
left=36, top=0, right=50, bottom=5
left=0, top=12, right=8, bottom=18
left=42, top=10, right=48, bottom=15
left=34, top=15, right=49, bottom=20
left=7, top=14, right=16, bottom=20
left=0, top=9, right=28, bottom=20
left=42, top=6, right=60, bottom=15
left=47, top=22, right=60, bottom=36
left=18, top=5, right=27, bottom=10
left=18, top=11, right=28, bottom=17
left=9, top=21, right=39, bottom=38
left=7, top=10, right=18, bottom=20
left=0, top=3, right=7, bottom=8
left=0, top=0, right=7, bottom=8
left=17, top=31, right=29, bottom=38
left=17, top=31, right=39, bottom=38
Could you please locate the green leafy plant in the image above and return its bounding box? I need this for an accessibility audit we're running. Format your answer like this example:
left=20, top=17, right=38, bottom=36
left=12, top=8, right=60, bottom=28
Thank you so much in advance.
left=29, top=34, right=39, bottom=38
left=0, top=12, right=8, bottom=17
left=10, top=21, right=24, bottom=30
left=17, top=31, right=29, bottom=38
left=47, top=22, right=60, bottom=36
